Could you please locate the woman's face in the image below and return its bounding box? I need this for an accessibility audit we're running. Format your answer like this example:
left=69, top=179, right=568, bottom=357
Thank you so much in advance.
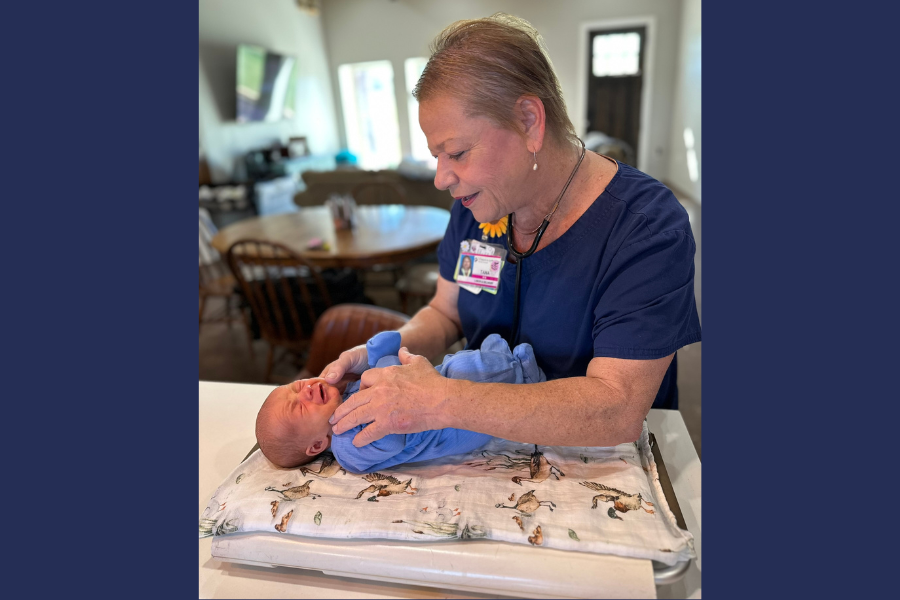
left=419, top=96, right=532, bottom=224
left=462, top=256, right=472, bottom=270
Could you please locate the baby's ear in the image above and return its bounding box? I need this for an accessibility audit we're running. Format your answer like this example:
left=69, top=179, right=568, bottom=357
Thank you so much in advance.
left=306, top=438, right=328, bottom=457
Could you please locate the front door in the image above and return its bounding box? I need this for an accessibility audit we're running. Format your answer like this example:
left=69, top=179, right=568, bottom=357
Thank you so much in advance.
left=585, top=27, right=646, bottom=166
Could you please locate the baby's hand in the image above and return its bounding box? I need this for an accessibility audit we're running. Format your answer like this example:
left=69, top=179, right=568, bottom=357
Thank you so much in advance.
left=320, top=344, right=368, bottom=385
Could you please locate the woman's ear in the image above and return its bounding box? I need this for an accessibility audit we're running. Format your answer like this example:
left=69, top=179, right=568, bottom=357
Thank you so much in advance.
left=516, top=95, right=546, bottom=153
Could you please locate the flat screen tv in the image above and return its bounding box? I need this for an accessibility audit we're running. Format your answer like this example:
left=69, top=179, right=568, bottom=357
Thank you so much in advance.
left=236, top=44, right=298, bottom=123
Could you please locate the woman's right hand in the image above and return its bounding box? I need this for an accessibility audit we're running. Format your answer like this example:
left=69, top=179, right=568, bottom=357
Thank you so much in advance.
left=320, top=344, right=369, bottom=385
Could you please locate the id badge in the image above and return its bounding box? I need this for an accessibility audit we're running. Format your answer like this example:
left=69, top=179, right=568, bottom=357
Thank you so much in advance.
left=454, top=239, right=507, bottom=295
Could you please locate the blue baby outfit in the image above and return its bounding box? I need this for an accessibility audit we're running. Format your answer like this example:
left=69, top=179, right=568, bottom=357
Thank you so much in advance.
left=331, top=331, right=545, bottom=473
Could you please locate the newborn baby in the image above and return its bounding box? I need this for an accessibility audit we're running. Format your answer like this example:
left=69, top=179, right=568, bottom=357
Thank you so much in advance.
left=255, top=332, right=545, bottom=473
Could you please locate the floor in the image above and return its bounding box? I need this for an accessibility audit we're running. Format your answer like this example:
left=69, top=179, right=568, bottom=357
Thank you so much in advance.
left=199, top=194, right=701, bottom=458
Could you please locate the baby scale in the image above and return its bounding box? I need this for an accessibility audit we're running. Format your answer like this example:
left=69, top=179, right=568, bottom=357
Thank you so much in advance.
left=210, top=433, right=691, bottom=599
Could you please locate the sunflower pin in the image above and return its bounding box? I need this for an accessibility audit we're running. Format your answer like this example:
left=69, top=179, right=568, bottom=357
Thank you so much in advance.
left=478, top=215, right=508, bottom=239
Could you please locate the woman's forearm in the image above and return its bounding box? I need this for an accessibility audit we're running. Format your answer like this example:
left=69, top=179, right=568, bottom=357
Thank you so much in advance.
left=397, top=305, right=462, bottom=361
left=396, top=276, right=463, bottom=362
left=439, top=376, right=650, bottom=447
left=329, top=349, right=669, bottom=449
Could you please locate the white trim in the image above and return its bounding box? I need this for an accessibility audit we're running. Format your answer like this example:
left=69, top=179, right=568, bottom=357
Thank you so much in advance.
left=575, top=16, right=656, bottom=172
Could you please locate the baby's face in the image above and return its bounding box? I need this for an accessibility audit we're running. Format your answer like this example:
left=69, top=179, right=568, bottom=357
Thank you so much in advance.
left=264, top=378, right=343, bottom=450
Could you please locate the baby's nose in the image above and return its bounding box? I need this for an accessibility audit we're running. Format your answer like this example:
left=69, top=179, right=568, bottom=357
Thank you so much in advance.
left=302, top=382, right=325, bottom=404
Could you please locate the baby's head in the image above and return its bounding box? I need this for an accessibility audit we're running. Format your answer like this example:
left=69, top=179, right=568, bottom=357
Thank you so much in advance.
left=255, top=378, right=343, bottom=468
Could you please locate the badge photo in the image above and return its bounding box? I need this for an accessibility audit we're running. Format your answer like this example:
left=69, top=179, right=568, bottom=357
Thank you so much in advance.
left=458, top=253, right=474, bottom=278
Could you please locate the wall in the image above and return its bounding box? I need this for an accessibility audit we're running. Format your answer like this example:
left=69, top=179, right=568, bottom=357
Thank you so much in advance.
left=319, top=0, right=684, bottom=180
left=666, top=0, right=702, bottom=202
left=199, top=0, right=340, bottom=182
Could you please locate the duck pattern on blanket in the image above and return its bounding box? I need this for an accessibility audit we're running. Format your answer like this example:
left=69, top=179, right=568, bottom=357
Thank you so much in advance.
left=199, top=421, right=695, bottom=566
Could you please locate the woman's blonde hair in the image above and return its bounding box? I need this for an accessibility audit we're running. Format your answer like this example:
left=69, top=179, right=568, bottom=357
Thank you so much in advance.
left=414, top=13, right=577, bottom=146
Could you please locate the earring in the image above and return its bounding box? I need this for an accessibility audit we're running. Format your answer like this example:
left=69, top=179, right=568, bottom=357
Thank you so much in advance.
left=532, top=150, right=538, bottom=171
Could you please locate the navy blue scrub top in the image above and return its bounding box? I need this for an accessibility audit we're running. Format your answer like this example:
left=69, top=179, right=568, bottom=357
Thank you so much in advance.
left=437, top=161, right=701, bottom=409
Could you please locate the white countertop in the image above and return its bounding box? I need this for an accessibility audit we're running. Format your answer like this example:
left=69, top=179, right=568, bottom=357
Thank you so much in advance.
left=199, top=381, right=701, bottom=598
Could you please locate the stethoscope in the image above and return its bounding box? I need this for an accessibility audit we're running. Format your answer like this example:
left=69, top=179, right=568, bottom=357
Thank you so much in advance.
left=505, top=215, right=549, bottom=344
left=505, top=139, right=586, bottom=343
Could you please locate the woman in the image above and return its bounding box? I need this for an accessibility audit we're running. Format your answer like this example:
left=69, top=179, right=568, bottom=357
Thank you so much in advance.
left=323, top=14, right=701, bottom=450
left=458, top=255, right=473, bottom=277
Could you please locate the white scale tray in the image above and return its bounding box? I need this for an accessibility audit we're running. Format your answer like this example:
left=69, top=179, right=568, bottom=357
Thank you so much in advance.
left=212, top=531, right=668, bottom=599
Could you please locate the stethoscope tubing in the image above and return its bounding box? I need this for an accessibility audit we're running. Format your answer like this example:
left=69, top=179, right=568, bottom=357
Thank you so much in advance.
left=506, top=216, right=550, bottom=344
left=503, top=139, right=586, bottom=345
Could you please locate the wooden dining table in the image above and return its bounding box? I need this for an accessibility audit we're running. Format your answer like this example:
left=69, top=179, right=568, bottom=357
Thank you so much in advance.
left=211, top=204, right=451, bottom=269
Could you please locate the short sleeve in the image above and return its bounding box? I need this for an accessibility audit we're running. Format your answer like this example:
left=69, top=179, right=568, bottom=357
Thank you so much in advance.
left=437, top=200, right=466, bottom=281
left=592, top=229, right=701, bottom=359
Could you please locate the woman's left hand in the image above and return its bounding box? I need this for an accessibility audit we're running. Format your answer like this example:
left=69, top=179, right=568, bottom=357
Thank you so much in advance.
left=329, top=348, right=451, bottom=447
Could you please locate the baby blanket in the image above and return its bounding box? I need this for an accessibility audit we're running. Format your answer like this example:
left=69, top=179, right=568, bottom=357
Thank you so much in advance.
left=199, top=421, right=695, bottom=566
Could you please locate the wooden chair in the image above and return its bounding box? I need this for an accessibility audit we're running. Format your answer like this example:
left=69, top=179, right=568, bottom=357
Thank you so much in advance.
left=227, top=240, right=334, bottom=382
left=199, top=209, right=253, bottom=353
left=396, top=263, right=440, bottom=315
left=296, top=304, right=410, bottom=380
left=350, top=179, right=406, bottom=206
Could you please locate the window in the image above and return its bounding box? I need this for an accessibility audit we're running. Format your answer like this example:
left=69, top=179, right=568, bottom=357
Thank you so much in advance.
left=683, top=127, right=699, bottom=183
left=592, top=32, right=642, bottom=77
left=337, top=60, right=402, bottom=170
left=404, top=57, right=437, bottom=167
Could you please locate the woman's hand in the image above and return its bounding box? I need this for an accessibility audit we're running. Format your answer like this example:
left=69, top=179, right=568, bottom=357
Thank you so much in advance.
left=319, top=344, right=369, bottom=385
left=329, top=348, right=452, bottom=447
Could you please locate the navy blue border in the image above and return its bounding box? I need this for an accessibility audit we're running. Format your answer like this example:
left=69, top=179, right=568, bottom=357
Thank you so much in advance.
left=7, top=1, right=895, bottom=596
left=5, top=1, right=198, bottom=595
left=703, top=3, right=897, bottom=596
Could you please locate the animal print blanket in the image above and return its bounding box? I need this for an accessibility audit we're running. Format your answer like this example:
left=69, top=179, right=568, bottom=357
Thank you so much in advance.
left=199, top=422, right=695, bottom=566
